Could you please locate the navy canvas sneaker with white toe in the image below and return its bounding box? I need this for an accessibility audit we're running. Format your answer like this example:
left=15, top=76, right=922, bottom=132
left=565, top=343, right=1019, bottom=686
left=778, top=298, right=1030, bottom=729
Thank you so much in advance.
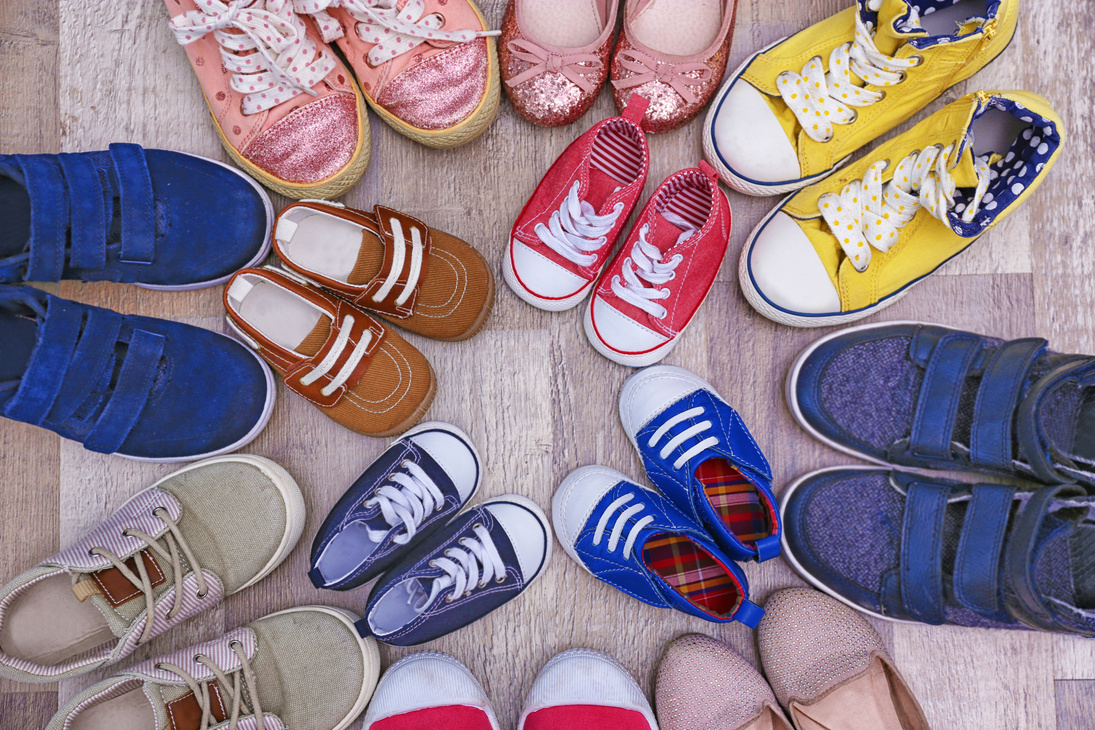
left=356, top=496, right=551, bottom=645
left=0, top=286, right=274, bottom=461
left=620, top=365, right=780, bottom=562
left=0, top=144, right=272, bottom=289
left=310, top=422, right=482, bottom=591
left=553, top=466, right=764, bottom=627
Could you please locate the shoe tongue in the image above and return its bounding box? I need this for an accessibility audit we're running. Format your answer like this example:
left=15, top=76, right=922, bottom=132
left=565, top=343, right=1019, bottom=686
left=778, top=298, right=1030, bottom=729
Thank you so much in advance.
left=295, top=317, right=332, bottom=358
left=864, top=0, right=926, bottom=56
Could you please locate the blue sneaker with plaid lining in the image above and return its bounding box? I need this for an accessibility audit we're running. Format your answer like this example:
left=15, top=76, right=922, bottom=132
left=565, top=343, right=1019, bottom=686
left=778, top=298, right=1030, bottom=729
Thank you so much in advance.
left=553, top=465, right=764, bottom=627
left=620, top=365, right=780, bottom=562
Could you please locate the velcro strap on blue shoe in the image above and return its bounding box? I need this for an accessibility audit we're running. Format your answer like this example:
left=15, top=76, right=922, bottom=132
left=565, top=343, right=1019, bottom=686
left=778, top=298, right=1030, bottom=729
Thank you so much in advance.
left=58, top=153, right=108, bottom=270
left=954, top=484, right=1015, bottom=617
left=83, top=328, right=165, bottom=454
left=733, top=598, right=764, bottom=629
left=17, top=155, right=69, bottom=282
left=1015, top=359, right=1091, bottom=484
left=108, top=144, right=155, bottom=265
left=910, top=333, right=981, bottom=460
left=969, top=339, right=1047, bottom=471
left=754, top=534, right=781, bottom=562
left=47, top=309, right=125, bottom=424
left=3, top=298, right=85, bottom=423
left=899, top=481, right=950, bottom=625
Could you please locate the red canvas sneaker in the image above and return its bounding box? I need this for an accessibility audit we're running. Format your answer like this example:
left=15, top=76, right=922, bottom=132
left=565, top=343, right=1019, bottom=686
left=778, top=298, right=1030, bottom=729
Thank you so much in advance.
left=585, top=161, right=730, bottom=366
left=362, top=652, right=500, bottom=730
left=504, top=95, right=650, bottom=311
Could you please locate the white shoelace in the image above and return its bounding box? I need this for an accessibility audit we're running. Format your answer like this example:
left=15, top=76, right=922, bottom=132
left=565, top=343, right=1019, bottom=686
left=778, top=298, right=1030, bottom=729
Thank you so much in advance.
left=365, top=460, right=444, bottom=545
left=777, top=0, right=921, bottom=143
left=298, top=314, right=373, bottom=396
left=372, top=217, right=424, bottom=307
left=819, top=144, right=992, bottom=272
left=593, top=493, right=654, bottom=560
left=301, top=0, right=499, bottom=66
left=609, top=218, right=693, bottom=319
left=648, top=406, right=720, bottom=471
left=171, top=0, right=337, bottom=115
left=535, top=181, right=624, bottom=267
left=425, top=523, right=505, bottom=604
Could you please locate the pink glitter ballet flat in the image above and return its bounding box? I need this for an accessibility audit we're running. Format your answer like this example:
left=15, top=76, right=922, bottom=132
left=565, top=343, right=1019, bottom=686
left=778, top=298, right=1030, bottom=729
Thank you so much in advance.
left=611, top=0, right=738, bottom=134
left=500, top=0, right=619, bottom=128
left=301, top=0, right=502, bottom=149
left=165, top=0, right=371, bottom=199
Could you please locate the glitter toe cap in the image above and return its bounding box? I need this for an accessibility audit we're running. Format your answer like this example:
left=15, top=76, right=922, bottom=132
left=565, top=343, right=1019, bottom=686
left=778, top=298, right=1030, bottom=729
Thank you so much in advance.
left=245, top=93, right=361, bottom=184
left=377, top=39, right=491, bottom=131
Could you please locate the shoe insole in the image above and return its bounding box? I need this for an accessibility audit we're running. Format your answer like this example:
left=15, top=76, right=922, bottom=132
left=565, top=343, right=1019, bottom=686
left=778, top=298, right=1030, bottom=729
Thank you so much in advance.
left=277, top=209, right=382, bottom=285
left=521, top=0, right=607, bottom=48
left=643, top=533, right=740, bottom=617
left=696, top=459, right=772, bottom=547
left=0, top=573, right=114, bottom=667
left=630, top=0, right=724, bottom=56
left=227, top=276, right=327, bottom=356
left=0, top=176, right=31, bottom=258
left=70, top=686, right=156, bottom=730
left=914, top=0, right=990, bottom=37
left=790, top=659, right=912, bottom=730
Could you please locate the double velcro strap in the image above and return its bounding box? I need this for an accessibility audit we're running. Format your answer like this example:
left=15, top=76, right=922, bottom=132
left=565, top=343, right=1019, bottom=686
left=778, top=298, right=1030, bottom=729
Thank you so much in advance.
left=954, top=484, right=1015, bottom=617
left=83, top=328, right=165, bottom=454
left=109, top=144, right=156, bottom=265
left=58, top=153, right=109, bottom=270
left=358, top=206, right=431, bottom=319
left=284, top=301, right=386, bottom=408
left=969, top=339, right=1047, bottom=471
left=3, top=298, right=86, bottom=423
left=898, top=482, right=951, bottom=625
left=910, top=333, right=981, bottom=460
left=18, top=155, right=69, bottom=283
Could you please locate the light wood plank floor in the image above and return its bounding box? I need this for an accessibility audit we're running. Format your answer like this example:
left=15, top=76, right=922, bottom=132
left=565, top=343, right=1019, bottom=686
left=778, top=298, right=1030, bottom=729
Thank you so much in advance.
left=2, top=0, right=1093, bottom=727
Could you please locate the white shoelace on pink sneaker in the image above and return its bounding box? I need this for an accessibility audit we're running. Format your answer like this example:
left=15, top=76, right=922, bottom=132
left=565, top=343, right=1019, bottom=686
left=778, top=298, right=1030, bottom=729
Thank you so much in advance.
left=536, top=181, right=624, bottom=267
left=609, top=220, right=692, bottom=319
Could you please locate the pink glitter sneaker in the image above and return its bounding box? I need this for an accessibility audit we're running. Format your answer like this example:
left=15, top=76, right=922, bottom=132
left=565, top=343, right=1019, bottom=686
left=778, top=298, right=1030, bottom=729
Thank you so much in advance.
left=499, top=0, right=619, bottom=127
left=166, top=0, right=371, bottom=199
left=302, top=0, right=502, bottom=149
left=611, top=0, right=738, bottom=133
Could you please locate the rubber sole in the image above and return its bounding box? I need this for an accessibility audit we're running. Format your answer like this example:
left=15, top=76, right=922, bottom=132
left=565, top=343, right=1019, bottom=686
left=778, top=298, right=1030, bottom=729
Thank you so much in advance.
left=582, top=303, right=678, bottom=367
left=502, top=240, right=598, bottom=312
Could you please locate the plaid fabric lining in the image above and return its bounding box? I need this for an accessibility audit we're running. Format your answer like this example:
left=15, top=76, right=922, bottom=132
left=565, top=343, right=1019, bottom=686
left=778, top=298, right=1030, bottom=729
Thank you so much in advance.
left=695, top=459, right=772, bottom=546
left=643, top=534, right=741, bottom=617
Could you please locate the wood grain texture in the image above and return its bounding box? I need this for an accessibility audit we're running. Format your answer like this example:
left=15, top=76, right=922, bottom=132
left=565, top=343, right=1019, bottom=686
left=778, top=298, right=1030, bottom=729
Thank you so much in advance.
left=2, top=0, right=1094, bottom=727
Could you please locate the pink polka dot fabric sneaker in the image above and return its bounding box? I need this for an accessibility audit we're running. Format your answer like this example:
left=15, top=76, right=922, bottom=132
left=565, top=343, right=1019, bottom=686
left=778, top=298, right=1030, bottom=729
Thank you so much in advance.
left=584, top=161, right=731, bottom=366
left=300, top=0, right=502, bottom=149
left=165, top=0, right=371, bottom=200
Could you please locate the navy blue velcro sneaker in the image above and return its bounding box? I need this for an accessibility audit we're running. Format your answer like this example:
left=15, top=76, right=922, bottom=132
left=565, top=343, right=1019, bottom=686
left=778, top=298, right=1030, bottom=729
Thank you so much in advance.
left=553, top=466, right=764, bottom=628
left=310, top=422, right=482, bottom=591
left=789, top=321, right=1095, bottom=488
left=0, top=144, right=272, bottom=289
left=0, top=285, right=274, bottom=461
left=781, top=466, right=1095, bottom=637
left=356, top=496, right=551, bottom=646
left=620, top=365, right=780, bottom=563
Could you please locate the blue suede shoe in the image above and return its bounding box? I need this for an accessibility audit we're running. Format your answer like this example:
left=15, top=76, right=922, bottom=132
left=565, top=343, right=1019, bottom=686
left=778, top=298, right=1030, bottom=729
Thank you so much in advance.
left=620, top=366, right=780, bottom=562
left=356, top=495, right=551, bottom=645
left=790, top=321, right=1095, bottom=488
left=0, top=285, right=274, bottom=461
left=310, top=422, right=481, bottom=591
left=553, top=466, right=764, bottom=628
left=0, top=144, right=271, bottom=289
left=782, top=466, right=1095, bottom=637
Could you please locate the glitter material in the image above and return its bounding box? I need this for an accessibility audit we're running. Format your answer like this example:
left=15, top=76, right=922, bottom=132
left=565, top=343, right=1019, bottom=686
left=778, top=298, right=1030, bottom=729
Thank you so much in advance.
left=376, top=39, right=489, bottom=130
left=499, top=1, right=615, bottom=127
left=656, top=634, right=792, bottom=730
left=245, top=93, right=359, bottom=183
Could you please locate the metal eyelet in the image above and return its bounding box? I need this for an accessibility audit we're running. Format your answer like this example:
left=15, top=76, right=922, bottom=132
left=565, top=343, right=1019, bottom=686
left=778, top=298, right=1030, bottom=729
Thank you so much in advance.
left=495, top=576, right=506, bottom=584
left=197, top=590, right=209, bottom=599
left=877, top=90, right=887, bottom=101
left=228, top=640, right=241, bottom=649
left=847, top=108, right=859, bottom=124
left=909, top=55, right=924, bottom=67
left=445, top=595, right=455, bottom=603
left=473, top=523, right=484, bottom=531
left=194, top=654, right=205, bottom=663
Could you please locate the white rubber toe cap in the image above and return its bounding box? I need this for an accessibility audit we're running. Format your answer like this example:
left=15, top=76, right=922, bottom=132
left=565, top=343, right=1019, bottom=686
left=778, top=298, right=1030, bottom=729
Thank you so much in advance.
left=618, top=365, right=716, bottom=442
left=589, top=297, right=670, bottom=354
left=551, top=466, right=631, bottom=552
left=511, top=240, right=590, bottom=299
left=711, top=81, right=801, bottom=185
left=746, top=211, right=841, bottom=315
left=407, top=424, right=480, bottom=502
left=362, top=652, right=499, bottom=728
left=484, top=498, right=550, bottom=583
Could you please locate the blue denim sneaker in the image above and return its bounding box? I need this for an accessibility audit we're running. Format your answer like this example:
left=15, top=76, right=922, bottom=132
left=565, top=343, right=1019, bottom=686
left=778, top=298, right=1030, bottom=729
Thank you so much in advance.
left=781, top=466, right=1095, bottom=637
left=0, top=144, right=272, bottom=289
left=356, top=495, right=551, bottom=645
left=553, top=466, right=764, bottom=627
left=620, top=366, right=780, bottom=562
left=309, top=422, right=481, bottom=591
left=0, top=285, right=274, bottom=461
left=790, top=321, right=1095, bottom=488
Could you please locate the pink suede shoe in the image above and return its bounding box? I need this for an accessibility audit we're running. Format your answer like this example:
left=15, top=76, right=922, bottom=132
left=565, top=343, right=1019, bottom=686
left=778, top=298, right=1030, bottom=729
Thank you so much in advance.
left=499, top=0, right=618, bottom=127
left=301, top=0, right=501, bottom=149
left=166, top=0, right=371, bottom=199
left=611, top=0, right=738, bottom=133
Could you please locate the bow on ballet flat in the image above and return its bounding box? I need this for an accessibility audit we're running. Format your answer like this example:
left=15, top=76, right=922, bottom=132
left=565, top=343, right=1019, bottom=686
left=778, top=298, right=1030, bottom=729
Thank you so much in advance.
left=505, top=39, right=604, bottom=93
left=612, top=49, right=712, bottom=104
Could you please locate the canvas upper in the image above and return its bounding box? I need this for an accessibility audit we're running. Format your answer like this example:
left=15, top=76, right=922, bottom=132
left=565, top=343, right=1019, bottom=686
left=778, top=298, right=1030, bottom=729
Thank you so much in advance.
left=790, top=322, right=1095, bottom=487
left=0, top=456, right=304, bottom=684
left=741, top=91, right=1064, bottom=326
left=357, top=496, right=551, bottom=645
left=552, top=466, right=763, bottom=627
left=782, top=467, right=1095, bottom=636
left=705, top=0, right=1019, bottom=194
left=44, top=607, right=380, bottom=730
left=506, top=95, right=650, bottom=311
left=620, top=366, right=780, bottom=562
left=585, top=163, right=731, bottom=365
left=362, top=651, right=501, bottom=730
left=310, top=422, right=481, bottom=591
left=0, top=145, right=271, bottom=289
left=0, top=285, right=273, bottom=461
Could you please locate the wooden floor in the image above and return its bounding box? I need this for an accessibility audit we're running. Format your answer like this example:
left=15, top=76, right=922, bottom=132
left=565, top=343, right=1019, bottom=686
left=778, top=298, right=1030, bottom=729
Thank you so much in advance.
left=2, top=0, right=1093, bottom=727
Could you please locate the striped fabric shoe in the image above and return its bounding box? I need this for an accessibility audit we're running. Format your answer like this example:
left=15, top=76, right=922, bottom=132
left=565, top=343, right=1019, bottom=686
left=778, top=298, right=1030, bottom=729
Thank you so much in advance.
left=553, top=465, right=763, bottom=627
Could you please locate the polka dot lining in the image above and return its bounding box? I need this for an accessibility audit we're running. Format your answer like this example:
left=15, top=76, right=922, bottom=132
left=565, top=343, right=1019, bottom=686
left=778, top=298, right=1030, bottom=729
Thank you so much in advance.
left=864, top=0, right=1003, bottom=48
